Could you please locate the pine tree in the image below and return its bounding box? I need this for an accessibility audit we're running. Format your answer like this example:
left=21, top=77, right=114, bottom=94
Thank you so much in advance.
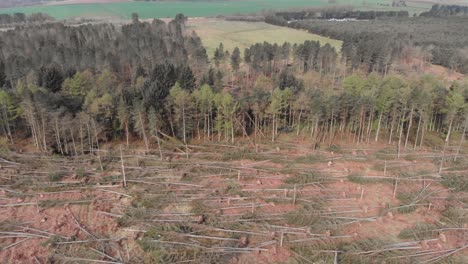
left=37, top=64, right=64, bottom=93
left=117, top=98, right=131, bottom=146
left=0, top=61, right=6, bottom=88
left=177, top=65, right=196, bottom=92
left=169, top=82, right=193, bottom=144
left=231, top=47, right=241, bottom=72
left=132, top=13, right=139, bottom=24
left=148, top=106, right=163, bottom=160
left=214, top=43, right=225, bottom=67
left=131, top=99, right=149, bottom=151
left=193, top=84, right=214, bottom=140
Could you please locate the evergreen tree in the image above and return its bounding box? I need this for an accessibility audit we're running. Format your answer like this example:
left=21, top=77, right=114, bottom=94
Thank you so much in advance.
left=132, top=13, right=139, bottom=24
left=213, top=43, right=225, bottom=67
left=231, top=47, right=241, bottom=72
left=177, top=65, right=196, bottom=92
left=117, top=98, right=131, bottom=146
left=148, top=106, right=163, bottom=159
left=37, top=64, right=64, bottom=93
left=0, top=61, right=6, bottom=88
left=169, top=82, right=193, bottom=144
left=131, top=99, right=149, bottom=151
left=193, top=84, right=215, bottom=140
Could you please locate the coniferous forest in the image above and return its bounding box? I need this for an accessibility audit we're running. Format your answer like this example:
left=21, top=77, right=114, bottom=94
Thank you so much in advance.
left=0, top=4, right=467, bottom=264
left=0, top=12, right=466, bottom=155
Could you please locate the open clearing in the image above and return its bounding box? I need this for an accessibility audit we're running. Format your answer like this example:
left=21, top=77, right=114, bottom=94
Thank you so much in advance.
left=0, top=0, right=432, bottom=20
left=0, top=135, right=466, bottom=262
left=187, top=18, right=342, bottom=56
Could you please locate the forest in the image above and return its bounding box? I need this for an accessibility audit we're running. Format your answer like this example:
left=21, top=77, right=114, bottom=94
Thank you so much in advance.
left=265, top=5, right=468, bottom=74
left=274, top=9, right=409, bottom=20
left=0, top=14, right=466, bottom=157
left=0, top=8, right=467, bottom=264
left=420, top=4, right=468, bottom=17
left=0, top=12, right=53, bottom=25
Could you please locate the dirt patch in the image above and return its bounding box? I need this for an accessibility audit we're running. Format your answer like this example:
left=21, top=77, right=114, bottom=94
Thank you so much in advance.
left=0, top=189, right=122, bottom=263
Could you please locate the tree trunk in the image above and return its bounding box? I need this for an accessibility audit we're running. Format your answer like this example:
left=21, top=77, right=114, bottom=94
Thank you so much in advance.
left=420, top=119, right=426, bottom=149
left=296, top=108, right=303, bottom=136
left=454, top=118, right=467, bottom=162
left=125, top=121, right=129, bottom=147
left=414, top=111, right=422, bottom=150
left=182, top=106, right=189, bottom=159
left=445, top=117, right=454, bottom=144
left=366, top=110, right=373, bottom=143
left=397, top=115, right=404, bottom=159
left=388, top=110, right=396, bottom=144
left=138, top=112, right=149, bottom=151
left=55, top=117, right=63, bottom=155
left=155, top=129, right=163, bottom=160
left=329, top=109, right=334, bottom=147
left=92, top=119, right=103, bottom=171
left=231, top=116, right=235, bottom=144
left=404, top=107, right=414, bottom=149
left=271, top=114, right=276, bottom=142
left=79, top=120, right=84, bottom=155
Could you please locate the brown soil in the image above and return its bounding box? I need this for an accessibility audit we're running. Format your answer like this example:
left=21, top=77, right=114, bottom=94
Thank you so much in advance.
left=1, top=138, right=466, bottom=263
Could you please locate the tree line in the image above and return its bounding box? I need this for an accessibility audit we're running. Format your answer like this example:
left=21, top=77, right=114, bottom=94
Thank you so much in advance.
left=0, top=61, right=466, bottom=155
left=266, top=16, right=468, bottom=74
left=0, top=14, right=208, bottom=88
left=273, top=9, right=408, bottom=21
left=0, top=12, right=54, bottom=25
left=420, top=4, right=468, bottom=17
left=0, top=15, right=466, bottom=156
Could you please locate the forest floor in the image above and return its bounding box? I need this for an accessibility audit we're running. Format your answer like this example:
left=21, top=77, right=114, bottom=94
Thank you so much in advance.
left=396, top=57, right=466, bottom=83
left=0, top=134, right=467, bottom=263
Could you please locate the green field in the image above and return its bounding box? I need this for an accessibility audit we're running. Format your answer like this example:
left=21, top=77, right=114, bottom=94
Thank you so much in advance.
left=189, top=18, right=342, bottom=56
left=0, top=0, right=431, bottom=20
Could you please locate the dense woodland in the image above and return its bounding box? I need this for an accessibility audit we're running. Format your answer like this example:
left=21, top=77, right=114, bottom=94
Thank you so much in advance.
left=265, top=5, right=468, bottom=74
left=274, top=9, right=409, bottom=20
left=0, top=14, right=466, bottom=157
left=0, top=6, right=467, bottom=264
left=0, top=12, right=54, bottom=25
left=420, top=4, right=468, bottom=17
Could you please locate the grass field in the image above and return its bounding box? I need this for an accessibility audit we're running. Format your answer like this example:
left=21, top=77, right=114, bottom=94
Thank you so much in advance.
left=0, top=0, right=432, bottom=20
left=188, top=18, right=342, bottom=56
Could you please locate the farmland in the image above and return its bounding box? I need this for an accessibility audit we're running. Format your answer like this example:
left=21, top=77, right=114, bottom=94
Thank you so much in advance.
left=187, top=18, right=342, bottom=57
left=0, top=0, right=432, bottom=20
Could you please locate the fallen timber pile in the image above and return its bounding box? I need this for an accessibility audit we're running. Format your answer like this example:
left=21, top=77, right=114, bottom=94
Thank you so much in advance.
left=0, top=141, right=466, bottom=263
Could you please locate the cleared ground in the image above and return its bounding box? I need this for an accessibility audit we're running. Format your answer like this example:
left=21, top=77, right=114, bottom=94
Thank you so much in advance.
left=0, top=135, right=466, bottom=263
left=188, top=18, right=342, bottom=56
left=0, top=0, right=433, bottom=20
